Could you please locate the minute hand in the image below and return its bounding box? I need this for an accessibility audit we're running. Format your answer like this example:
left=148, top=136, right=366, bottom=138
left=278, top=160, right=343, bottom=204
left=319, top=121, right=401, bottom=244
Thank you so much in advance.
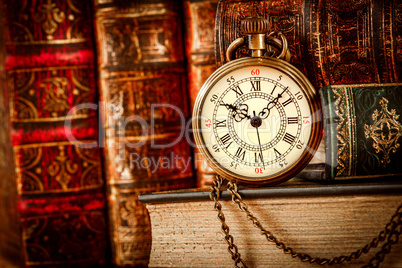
left=258, top=86, right=288, bottom=119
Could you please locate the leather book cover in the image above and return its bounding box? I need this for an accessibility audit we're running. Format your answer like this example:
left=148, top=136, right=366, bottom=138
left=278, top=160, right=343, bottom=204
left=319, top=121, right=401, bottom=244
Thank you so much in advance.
left=320, top=83, right=402, bottom=180
left=93, top=0, right=195, bottom=266
left=214, top=0, right=401, bottom=90
left=183, top=0, right=219, bottom=188
left=0, top=0, right=108, bottom=266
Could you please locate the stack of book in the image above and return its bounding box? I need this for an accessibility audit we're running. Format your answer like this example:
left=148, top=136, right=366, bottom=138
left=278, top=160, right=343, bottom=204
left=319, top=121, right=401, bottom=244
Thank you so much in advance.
left=140, top=178, right=402, bottom=267
left=140, top=0, right=402, bottom=267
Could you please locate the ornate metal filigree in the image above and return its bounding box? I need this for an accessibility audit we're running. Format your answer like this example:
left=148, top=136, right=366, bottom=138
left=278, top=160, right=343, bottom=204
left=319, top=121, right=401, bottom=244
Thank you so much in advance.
left=365, top=97, right=402, bottom=165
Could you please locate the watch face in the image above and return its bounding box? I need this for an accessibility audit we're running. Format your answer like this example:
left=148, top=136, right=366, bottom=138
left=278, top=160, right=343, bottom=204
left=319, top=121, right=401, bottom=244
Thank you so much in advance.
left=193, top=57, right=322, bottom=185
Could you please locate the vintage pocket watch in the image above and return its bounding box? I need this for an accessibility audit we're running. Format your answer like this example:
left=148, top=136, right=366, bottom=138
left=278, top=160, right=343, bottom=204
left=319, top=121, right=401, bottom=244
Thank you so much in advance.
left=192, top=17, right=400, bottom=267
left=193, top=17, right=322, bottom=186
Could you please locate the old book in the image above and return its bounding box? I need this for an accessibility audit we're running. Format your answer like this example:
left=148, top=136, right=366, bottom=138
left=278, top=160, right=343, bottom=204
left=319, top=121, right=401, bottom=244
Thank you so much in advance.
left=0, top=1, right=20, bottom=266
left=93, top=0, right=195, bottom=266
left=182, top=0, right=219, bottom=188
left=299, top=83, right=402, bottom=181
left=215, top=0, right=401, bottom=90
left=140, top=179, right=402, bottom=267
left=0, top=0, right=108, bottom=266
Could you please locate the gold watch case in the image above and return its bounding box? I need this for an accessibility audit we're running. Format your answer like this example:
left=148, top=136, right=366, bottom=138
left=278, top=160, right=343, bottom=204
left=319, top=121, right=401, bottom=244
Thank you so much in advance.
left=193, top=56, right=322, bottom=186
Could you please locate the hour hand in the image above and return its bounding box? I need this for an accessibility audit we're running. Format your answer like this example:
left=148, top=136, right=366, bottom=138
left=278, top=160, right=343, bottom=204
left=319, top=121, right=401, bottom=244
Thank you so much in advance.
left=233, top=103, right=251, bottom=122
left=221, top=102, right=250, bottom=122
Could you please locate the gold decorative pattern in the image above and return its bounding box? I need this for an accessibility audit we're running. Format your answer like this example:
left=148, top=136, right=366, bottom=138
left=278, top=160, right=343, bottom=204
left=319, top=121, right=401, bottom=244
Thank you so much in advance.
left=364, top=97, right=402, bottom=165
left=9, top=66, right=96, bottom=122
left=34, top=0, right=65, bottom=40
left=97, top=3, right=184, bottom=67
left=111, top=190, right=151, bottom=267
left=17, top=147, right=44, bottom=193
left=332, top=86, right=357, bottom=177
left=6, top=0, right=88, bottom=45
left=108, top=91, right=133, bottom=182
left=15, top=142, right=103, bottom=194
left=42, top=77, right=70, bottom=116
left=48, top=145, right=78, bottom=190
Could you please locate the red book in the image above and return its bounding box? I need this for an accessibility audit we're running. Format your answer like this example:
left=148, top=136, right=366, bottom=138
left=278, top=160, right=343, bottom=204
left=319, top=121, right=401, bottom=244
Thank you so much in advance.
left=0, top=0, right=108, bottom=266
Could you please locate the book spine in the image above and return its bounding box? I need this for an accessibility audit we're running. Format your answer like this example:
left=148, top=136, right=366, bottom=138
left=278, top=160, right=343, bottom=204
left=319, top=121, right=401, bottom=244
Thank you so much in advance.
left=183, top=0, right=219, bottom=187
left=304, top=0, right=402, bottom=87
left=215, top=0, right=402, bottom=90
left=2, top=0, right=108, bottom=266
left=93, top=0, right=195, bottom=266
left=0, top=0, right=21, bottom=265
left=320, top=83, right=402, bottom=180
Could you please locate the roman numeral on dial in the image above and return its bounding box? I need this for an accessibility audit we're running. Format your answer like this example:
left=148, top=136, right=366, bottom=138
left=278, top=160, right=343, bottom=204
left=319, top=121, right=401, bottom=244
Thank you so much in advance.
left=220, top=133, right=232, bottom=149
left=215, top=119, right=227, bottom=128
left=283, top=133, right=296, bottom=144
left=250, top=80, right=261, bottom=91
left=287, top=117, right=298, bottom=124
left=234, top=147, right=246, bottom=161
left=255, top=152, right=263, bottom=163
left=282, top=98, right=292, bottom=107
left=274, top=148, right=282, bottom=158
left=270, top=85, right=276, bottom=95
left=232, top=86, right=243, bottom=98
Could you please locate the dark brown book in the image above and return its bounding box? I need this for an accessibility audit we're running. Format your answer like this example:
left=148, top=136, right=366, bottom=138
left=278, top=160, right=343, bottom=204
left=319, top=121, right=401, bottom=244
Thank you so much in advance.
left=0, top=0, right=108, bottom=266
left=140, top=179, right=402, bottom=267
left=93, top=0, right=195, bottom=266
left=215, top=0, right=401, bottom=90
left=182, top=0, right=219, bottom=188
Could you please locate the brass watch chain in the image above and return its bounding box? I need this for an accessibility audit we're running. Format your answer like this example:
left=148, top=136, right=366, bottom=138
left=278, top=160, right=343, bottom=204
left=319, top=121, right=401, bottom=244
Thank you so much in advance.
left=210, top=176, right=402, bottom=268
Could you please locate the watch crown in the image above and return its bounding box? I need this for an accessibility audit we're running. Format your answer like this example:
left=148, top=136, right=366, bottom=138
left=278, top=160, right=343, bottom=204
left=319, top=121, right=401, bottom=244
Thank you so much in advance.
left=241, top=17, right=270, bottom=34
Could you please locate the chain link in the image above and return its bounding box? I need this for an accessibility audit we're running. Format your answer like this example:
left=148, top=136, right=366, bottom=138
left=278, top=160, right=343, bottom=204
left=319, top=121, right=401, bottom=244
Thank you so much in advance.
left=211, top=176, right=402, bottom=267
left=362, top=206, right=401, bottom=268
left=210, top=176, right=248, bottom=268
